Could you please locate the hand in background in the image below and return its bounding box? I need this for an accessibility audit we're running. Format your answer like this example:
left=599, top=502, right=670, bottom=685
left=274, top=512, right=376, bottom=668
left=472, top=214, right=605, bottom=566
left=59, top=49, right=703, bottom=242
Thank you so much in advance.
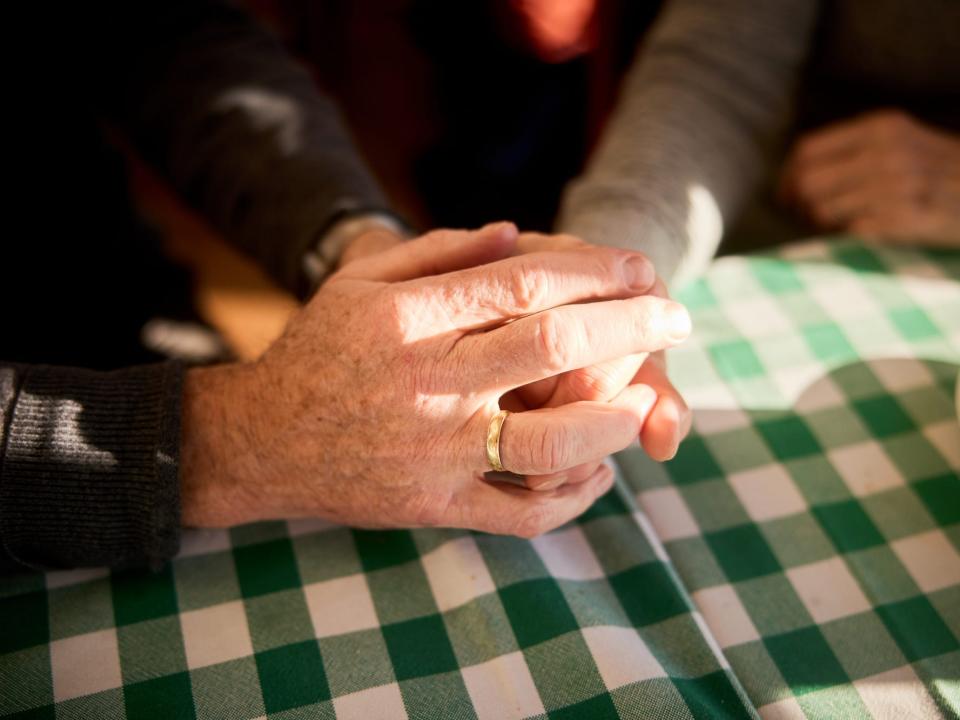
left=180, top=223, right=692, bottom=537
left=780, top=110, right=960, bottom=247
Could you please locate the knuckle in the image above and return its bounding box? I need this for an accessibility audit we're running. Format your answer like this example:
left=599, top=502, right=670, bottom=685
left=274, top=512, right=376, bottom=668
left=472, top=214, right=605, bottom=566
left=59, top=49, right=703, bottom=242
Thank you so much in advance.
left=379, top=288, right=409, bottom=327
left=514, top=505, right=554, bottom=539
left=630, top=301, right=657, bottom=342
left=511, top=263, right=550, bottom=313
left=558, top=233, right=589, bottom=247
left=535, top=311, right=574, bottom=373
left=589, top=246, right=632, bottom=278
left=566, top=368, right=617, bottom=402
left=534, top=423, right=572, bottom=471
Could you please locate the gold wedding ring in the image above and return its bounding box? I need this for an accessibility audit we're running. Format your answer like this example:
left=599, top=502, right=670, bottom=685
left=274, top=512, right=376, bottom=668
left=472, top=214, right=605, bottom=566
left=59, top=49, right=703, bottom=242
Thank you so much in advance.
left=486, top=410, right=510, bottom=472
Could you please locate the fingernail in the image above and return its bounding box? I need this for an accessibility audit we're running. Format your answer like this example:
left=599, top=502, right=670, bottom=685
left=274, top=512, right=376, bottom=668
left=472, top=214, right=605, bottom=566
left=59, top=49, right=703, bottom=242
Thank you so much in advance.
left=664, top=418, right=682, bottom=461
left=625, top=255, right=655, bottom=290
left=664, top=302, right=692, bottom=342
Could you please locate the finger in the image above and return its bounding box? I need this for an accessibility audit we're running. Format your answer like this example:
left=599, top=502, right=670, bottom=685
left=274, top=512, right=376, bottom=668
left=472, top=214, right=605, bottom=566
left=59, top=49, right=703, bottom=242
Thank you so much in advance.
left=513, top=374, right=559, bottom=410
left=542, top=279, right=668, bottom=407
left=649, top=276, right=669, bottom=300
left=792, top=116, right=873, bottom=166
left=516, top=277, right=670, bottom=408
left=780, top=123, right=867, bottom=204
left=336, top=222, right=518, bottom=282
left=643, top=396, right=684, bottom=461
left=786, top=152, right=871, bottom=208
left=806, top=183, right=876, bottom=229
left=849, top=207, right=959, bottom=247
left=633, top=357, right=693, bottom=461
left=544, top=353, right=647, bottom=407
left=513, top=277, right=670, bottom=408
left=401, top=245, right=656, bottom=330
left=515, top=232, right=587, bottom=254
left=493, top=383, right=659, bottom=475
left=459, top=464, right=615, bottom=538
left=809, top=179, right=926, bottom=230
left=516, top=357, right=644, bottom=412
left=780, top=110, right=917, bottom=207
left=338, top=229, right=405, bottom=266
left=525, top=457, right=605, bottom=492
left=462, top=295, right=691, bottom=392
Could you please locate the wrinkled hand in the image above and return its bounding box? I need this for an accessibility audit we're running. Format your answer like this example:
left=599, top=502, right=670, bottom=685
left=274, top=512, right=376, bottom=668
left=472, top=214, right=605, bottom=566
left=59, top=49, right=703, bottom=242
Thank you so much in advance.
left=780, top=110, right=960, bottom=247
left=339, top=228, right=692, bottom=470
left=180, top=223, right=692, bottom=538
left=335, top=227, right=691, bottom=494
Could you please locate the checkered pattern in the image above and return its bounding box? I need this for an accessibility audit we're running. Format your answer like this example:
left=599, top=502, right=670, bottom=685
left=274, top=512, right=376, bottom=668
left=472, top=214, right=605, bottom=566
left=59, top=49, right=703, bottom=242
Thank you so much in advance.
left=2, top=241, right=958, bottom=719
left=629, top=241, right=960, bottom=719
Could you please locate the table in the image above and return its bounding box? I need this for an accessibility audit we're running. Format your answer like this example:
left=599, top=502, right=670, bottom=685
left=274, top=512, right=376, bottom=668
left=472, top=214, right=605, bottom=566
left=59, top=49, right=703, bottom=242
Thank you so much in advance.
left=625, top=240, right=960, bottom=719
left=2, top=240, right=958, bottom=719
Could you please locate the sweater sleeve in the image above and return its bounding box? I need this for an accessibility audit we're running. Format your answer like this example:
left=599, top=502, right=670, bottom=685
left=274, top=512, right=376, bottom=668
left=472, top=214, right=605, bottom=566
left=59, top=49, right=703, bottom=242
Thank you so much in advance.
left=96, top=0, right=392, bottom=298
left=557, top=0, right=820, bottom=288
left=0, top=362, right=183, bottom=571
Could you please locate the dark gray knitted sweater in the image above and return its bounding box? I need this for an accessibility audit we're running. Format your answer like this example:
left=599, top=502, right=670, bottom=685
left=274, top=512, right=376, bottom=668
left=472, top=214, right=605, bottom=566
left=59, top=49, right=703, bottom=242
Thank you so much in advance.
left=0, top=1, right=387, bottom=571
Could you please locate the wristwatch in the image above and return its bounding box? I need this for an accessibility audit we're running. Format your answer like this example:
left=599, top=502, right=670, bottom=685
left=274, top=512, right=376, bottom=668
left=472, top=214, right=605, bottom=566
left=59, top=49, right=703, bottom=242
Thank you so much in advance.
left=302, top=208, right=411, bottom=290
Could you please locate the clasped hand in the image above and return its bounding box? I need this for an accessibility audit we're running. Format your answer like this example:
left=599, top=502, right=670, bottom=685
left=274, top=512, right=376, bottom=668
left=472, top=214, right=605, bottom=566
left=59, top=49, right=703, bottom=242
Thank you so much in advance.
left=181, top=223, right=692, bottom=538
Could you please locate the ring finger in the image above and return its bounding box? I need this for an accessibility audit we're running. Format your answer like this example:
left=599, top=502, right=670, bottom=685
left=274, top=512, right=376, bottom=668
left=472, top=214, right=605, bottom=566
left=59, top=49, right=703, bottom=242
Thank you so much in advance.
left=477, top=383, right=659, bottom=475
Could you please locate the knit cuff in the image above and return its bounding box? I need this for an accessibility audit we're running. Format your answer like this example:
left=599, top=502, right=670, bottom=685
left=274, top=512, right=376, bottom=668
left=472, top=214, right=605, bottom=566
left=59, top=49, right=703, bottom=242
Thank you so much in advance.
left=0, top=362, right=183, bottom=570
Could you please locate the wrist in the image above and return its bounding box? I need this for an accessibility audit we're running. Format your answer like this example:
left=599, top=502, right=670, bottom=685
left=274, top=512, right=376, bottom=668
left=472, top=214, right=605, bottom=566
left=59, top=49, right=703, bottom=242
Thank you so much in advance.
left=179, top=363, right=269, bottom=527
left=338, top=225, right=406, bottom=268
left=303, top=211, right=411, bottom=289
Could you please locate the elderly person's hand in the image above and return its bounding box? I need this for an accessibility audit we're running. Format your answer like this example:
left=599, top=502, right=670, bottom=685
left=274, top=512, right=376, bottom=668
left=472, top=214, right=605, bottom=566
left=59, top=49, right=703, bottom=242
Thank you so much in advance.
left=180, top=223, right=691, bottom=538
left=336, top=228, right=692, bottom=472
left=780, top=110, right=960, bottom=247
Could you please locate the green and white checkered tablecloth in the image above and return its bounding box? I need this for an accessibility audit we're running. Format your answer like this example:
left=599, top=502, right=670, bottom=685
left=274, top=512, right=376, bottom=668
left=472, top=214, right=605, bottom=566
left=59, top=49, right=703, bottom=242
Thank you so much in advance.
left=2, top=240, right=958, bottom=719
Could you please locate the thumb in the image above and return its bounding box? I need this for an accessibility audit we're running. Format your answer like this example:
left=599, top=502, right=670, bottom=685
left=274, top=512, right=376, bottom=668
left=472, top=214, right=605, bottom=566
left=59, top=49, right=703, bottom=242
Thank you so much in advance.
left=336, top=222, right=518, bottom=283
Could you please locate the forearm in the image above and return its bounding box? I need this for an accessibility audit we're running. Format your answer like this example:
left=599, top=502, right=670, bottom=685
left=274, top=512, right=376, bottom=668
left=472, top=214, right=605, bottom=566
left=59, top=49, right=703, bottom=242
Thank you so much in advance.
left=558, top=0, right=819, bottom=287
left=100, top=0, right=392, bottom=297
left=0, top=362, right=183, bottom=571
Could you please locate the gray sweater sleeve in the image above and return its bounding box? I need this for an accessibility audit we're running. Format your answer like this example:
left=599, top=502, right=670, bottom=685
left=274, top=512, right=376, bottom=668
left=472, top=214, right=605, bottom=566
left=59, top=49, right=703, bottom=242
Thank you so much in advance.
left=0, top=363, right=183, bottom=571
left=557, top=0, right=819, bottom=288
left=103, top=0, right=391, bottom=297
